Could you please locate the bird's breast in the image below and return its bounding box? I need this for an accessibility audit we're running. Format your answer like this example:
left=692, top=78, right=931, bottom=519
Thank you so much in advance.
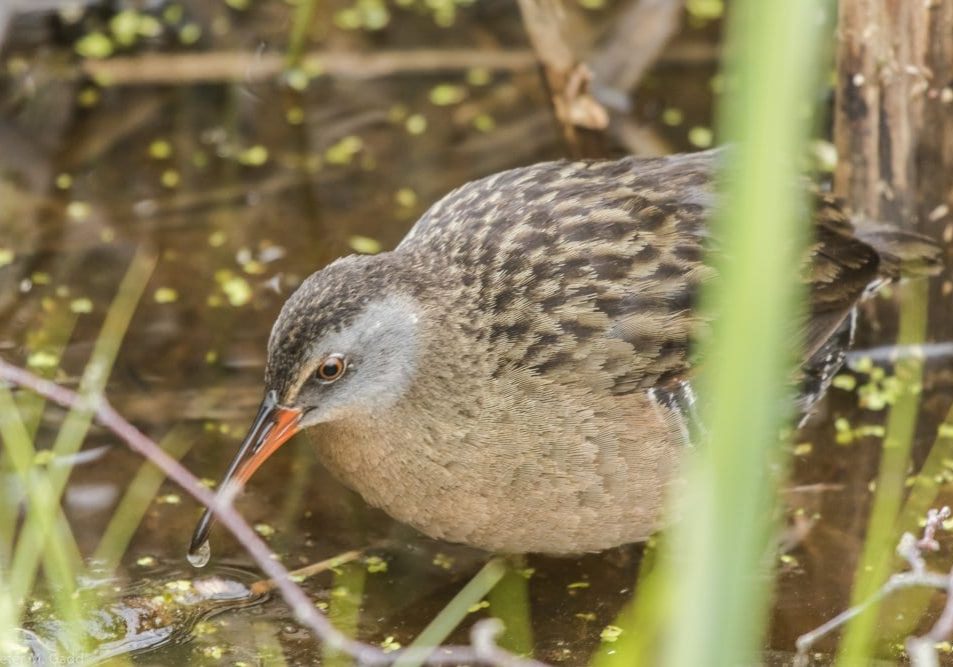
left=312, top=376, right=687, bottom=554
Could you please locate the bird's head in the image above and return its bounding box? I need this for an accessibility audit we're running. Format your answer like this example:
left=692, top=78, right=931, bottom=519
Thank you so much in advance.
left=188, top=254, right=423, bottom=561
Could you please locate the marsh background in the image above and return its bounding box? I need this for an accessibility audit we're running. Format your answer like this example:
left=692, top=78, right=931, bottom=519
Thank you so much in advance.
left=0, top=0, right=952, bottom=665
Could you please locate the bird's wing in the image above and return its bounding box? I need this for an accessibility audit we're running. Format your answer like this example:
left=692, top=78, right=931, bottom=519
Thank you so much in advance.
left=406, top=150, right=888, bottom=397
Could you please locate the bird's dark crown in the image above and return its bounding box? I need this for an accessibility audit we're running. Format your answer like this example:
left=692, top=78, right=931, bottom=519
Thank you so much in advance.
left=265, top=253, right=413, bottom=402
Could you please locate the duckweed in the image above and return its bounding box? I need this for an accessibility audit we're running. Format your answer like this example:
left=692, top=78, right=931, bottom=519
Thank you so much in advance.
left=75, top=32, right=114, bottom=59
left=69, top=298, right=93, bottom=314
left=348, top=236, right=382, bottom=254
left=154, top=287, right=179, bottom=304
left=149, top=139, right=172, bottom=160
left=429, top=84, right=467, bottom=106
left=237, top=145, right=269, bottom=167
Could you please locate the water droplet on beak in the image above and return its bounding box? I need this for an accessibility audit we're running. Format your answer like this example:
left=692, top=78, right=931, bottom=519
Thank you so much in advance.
left=187, top=539, right=211, bottom=568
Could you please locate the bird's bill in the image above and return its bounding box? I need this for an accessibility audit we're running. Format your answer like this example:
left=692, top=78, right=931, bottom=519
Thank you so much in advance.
left=188, top=390, right=301, bottom=557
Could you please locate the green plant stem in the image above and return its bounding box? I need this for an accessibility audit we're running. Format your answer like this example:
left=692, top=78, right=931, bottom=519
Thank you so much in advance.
left=898, top=403, right=953, bottom=536
left=286, top=0, right=319, bottom=68
left=91, top=427, right=194, bottom=570
left=276, top=436, right=316, bottom=536
left=16, top=307, right=79, bottom=441
left=8, top=251, right=154, bottom=610
left=0, top=386, right=85, bottom=649
left=323, top=561, right=368, bottom=667
left=836, top=279, right=929, bottom=664
left=255, top=620, right=291, bottom=667
left=591, top=541, right=663, bottom=667
left=0, top=581, right=17, bottom=658
left=857, top=401, right=953, bottom=643
left=657, top=2, right=830, bottom=665
left=394, top=557, right=508, bottom=667
left=487, top=557, right=533, bottom=656
left=0, top=308, right=77, bottom=566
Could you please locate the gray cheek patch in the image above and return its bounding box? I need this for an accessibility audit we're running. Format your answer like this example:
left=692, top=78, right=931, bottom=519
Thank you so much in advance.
left=298, top=294, right=422, bottom=425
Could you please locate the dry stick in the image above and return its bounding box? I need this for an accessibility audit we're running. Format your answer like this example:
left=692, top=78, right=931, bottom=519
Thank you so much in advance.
left=0, top=360, right=547, bottom=667
left=78, top=46, right=713, bottom=88
left=516, top=0, right=609, bottom=158
left=81, top=50, right=537, bottom=86
left=250, top=550, right=363, bottom=596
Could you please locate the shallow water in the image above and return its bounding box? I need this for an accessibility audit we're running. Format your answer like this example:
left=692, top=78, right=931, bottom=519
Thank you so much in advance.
left=1, top=2, right=951, bottom=665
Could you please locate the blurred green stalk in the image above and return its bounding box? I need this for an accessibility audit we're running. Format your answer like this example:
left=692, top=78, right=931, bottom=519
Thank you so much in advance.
left=13, top=307, right=78, bottom=441
left=657, top=2, right=830, bottom=666
left=92, top=427, right=194, bottom=570
left=8, top=251, right=153, bottom=605
left=0, top=583, right=16, bottom=657
left=0, top=308, right=77, bottom=566
left=276, top=437, right=316, bottom=536
left=487, top=556, right=534, bottom=656
left=323, top=561, right=368, bottom=667
left=836, top=279, right=929, bottom=664
left=255, top=620, right=291, bottom=667
left=0, top=387, right=85, bottom=650
left=394, top=557, right=507, bottom=667
left=287, top=0, right=319, bottom=68
left=860, top=401, right=953, bottom=644
left=591, top=540, right=663, bottom=667
left=898, top=402, right=953, bottom=540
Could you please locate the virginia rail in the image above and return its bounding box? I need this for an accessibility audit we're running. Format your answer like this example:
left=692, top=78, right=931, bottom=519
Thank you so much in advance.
left=188, top=148, right=939, bottom=562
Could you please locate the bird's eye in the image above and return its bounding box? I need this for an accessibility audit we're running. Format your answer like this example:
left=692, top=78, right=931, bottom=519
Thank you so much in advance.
left=316, top=354, right=348, bottom=383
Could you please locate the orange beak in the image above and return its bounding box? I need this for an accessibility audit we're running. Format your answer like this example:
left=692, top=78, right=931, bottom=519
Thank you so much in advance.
left=188, top=390, right=301, bottom=561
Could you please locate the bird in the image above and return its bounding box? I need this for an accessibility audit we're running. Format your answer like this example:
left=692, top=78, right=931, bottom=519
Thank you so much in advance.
left=188, top=148, right=940, bottom=562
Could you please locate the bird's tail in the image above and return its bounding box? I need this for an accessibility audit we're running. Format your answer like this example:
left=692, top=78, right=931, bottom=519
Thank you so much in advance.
left=854, top=224, right=944, bottom=279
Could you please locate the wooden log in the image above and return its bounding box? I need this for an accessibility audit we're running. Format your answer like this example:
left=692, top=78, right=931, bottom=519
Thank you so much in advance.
left=834, top=0, right=953, bottom=339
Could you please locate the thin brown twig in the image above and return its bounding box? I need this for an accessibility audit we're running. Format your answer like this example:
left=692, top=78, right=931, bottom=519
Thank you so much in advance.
left=0, top=359, right=548, bottom=667
left=76, top=44, right=715, bottom=88
left=250, top=549, right=362, bottom=596
left=516, top=0, right=609, bottom=158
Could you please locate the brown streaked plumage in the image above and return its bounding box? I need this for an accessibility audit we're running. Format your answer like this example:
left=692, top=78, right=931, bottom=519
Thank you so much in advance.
left=189, top=148, right=940, bottom=559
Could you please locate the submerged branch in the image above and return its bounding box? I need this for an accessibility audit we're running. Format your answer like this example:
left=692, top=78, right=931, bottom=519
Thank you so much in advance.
left=793, top=570, right=949, bottom=666
left=795, top=508, right=953, bottom=667
left=250, top=550, right=363, bottom=596
left=81, top=49, right=537, bottom=86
